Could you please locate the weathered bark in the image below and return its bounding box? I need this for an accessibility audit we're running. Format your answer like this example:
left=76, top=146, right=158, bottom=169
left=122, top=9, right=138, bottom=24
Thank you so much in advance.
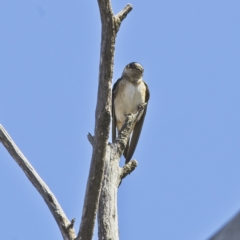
left=98, top=145, right=120, bottom=240
left=77, top=1, right=132, bottom=240
left=98, top=152, right=137, bottom=240
left=87, top=110, right=143, bottom=240
left=1, top=1, right=135, bottom=239
left=96, top=111, right=144, bottom=240
left=0, top=125, right=76, bottom=240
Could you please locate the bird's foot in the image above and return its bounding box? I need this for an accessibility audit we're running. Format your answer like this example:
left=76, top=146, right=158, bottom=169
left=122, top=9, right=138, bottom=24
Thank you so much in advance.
left=124, top=113, right=132, bottom=117
left=138, top=102, right=147, bottom=110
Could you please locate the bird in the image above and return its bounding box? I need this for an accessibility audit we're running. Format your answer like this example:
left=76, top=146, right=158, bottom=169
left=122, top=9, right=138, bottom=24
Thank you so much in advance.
left=112, top=62, right=150, bottom=164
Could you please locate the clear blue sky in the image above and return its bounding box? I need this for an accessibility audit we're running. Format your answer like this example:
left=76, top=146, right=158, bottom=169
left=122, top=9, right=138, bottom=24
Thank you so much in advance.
left=1, top=1, right=240, bottom=239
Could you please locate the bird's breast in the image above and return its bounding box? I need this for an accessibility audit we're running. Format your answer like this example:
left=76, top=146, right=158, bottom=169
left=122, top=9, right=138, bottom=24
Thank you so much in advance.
left=114, top=79, right=146, bottom=124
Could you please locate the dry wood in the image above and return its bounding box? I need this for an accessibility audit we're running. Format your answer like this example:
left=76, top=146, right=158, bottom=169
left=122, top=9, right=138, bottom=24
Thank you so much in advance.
left=97, top=109, right=145, bottom=240
left=1, top=1, right=136, bottom=239
left=0, top=125, right=76, bottom=240
left=86, top=110, right=144, bottom=239
left=77, top=1, right=133, bottom=239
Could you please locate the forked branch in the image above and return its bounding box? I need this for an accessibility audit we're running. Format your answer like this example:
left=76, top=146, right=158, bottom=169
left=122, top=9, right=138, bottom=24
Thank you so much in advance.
left=77, top=1, right=133, bottom=239
left=114, top=104, right=147, bottom=157
left=97, top=106, right=144, bottom=239
left=1, top=0, right=135, bottom=239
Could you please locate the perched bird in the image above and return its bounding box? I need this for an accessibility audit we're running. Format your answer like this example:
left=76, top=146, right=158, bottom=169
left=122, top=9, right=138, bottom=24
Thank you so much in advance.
left=112, top=62, right=150, bottom=163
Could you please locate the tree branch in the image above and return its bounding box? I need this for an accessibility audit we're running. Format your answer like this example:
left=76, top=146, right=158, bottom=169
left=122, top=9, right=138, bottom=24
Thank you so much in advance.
left=97, top=105, right=143, bottom=239
left=115, top=4, right=133, bottom=32
left=0, top=125, right=76, bottom=240
left=114, top=104, right=146, bottom=157
left=78, top=1, right=134, bottom=239
left=120, top=160, right=138, bottom=181
left=1, top=1, right=136, bottom=239
left=77, top=0, right=116, bottom=239
left=115, top=4, right=133, bottom=22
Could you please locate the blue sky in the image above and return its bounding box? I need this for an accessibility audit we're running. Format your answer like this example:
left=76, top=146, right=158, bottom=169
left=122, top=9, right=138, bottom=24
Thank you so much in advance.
left=1, top=1, right=240, bottom=239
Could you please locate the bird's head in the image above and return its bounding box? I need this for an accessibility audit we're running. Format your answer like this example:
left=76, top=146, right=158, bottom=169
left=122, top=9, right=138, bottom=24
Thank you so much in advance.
left=122, top=62, right=144, bottom=82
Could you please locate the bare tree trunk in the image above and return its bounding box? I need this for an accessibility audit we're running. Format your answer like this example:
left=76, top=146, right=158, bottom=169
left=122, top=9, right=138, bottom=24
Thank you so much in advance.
left=86, top=108, right=141, bottom=240
left=98, top=148, right=138, bottom=240
left=1, top=1, right=136, bottom=240
left=98, top=146, right=121, bottom=240
left=97, top=112, right=142, bottom=239
left=77, top=1, right=133, bottom=240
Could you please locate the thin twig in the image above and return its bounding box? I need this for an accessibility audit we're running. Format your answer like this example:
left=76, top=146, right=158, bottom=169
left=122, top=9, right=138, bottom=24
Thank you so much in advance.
left=114, top=105, right=146, bottom=157
left=87, top=133, right=94, bottom=146
left=120, top=160, right=138, bottom=180
left=68, top=218, right=76, bottom=230
left=115, top=4, right=133, bottom=32
left=0, top=124, right=76, bottom=240
left=115, top=4, right=133, bottom=22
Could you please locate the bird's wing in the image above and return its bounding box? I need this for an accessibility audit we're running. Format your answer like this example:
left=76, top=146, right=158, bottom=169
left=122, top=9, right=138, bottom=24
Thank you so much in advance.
left=112, top=78, right=122, bottom=142
left=125, top=81, right=150, bottom=163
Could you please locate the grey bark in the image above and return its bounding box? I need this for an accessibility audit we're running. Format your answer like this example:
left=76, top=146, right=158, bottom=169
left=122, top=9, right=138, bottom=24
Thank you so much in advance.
left=1, top=1, right=134, bottom=240
left=0, top=125, right=76, bottom=240
left=97, top=111, right=143, bottom=240
left=77, top=1, right=133, bottom=240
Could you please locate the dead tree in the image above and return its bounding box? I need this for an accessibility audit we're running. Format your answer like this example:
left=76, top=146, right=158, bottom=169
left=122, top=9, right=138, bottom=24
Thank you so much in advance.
left=0, top=0, right=141, bottom=239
